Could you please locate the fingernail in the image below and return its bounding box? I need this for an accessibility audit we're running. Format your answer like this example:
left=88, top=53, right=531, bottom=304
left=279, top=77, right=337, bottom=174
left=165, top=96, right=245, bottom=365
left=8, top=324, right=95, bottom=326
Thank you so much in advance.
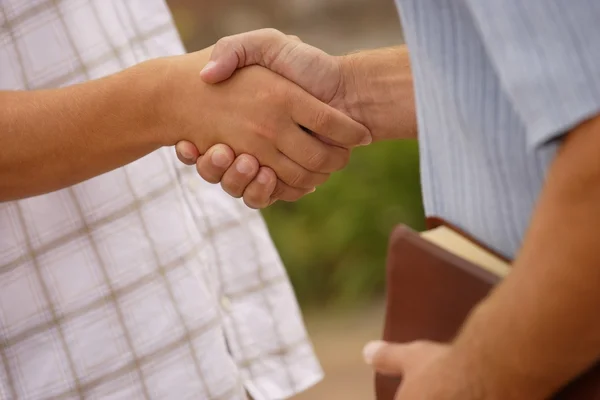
left=361, top=135, right=373, bottom=146
left=211, top=149, right=230, bottom=168
left=180, top=149, right=195, bottom=160
left=201, top=61, right=217, bottom=74
left=257, top=170, right=270, bottom=185
left=310, top=187, right=316, bottom=193
left=363, top=341, right=386, bottom=365
left=236, top=158, right=254, bottom=174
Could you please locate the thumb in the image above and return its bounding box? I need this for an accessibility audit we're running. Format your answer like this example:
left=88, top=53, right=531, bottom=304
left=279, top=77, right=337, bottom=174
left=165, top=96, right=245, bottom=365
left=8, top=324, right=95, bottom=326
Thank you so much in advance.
left=363, top=341, right=418, bottom=377
left=200, top=28, right=290, bottom=84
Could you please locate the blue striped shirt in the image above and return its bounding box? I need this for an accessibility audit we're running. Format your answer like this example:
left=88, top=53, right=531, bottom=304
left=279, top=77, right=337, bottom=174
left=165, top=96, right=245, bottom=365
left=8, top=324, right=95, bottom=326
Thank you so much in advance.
left=395, top=0, right=600, bottom=258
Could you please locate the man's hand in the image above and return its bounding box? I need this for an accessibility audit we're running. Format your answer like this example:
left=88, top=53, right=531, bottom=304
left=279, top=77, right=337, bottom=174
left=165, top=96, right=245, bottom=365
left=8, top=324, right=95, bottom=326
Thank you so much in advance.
left=364, top=340, right=486, bottom=400
left=200, top=29, right=352, bottom=118
left=161, top=49, right=370, bottom=204
left=199, top=28, right=415, bottom=143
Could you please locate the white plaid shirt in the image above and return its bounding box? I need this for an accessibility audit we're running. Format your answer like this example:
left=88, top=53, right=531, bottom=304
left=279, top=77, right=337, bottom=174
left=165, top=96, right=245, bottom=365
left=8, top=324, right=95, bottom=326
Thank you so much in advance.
left=0, top=0, right=322, bottom=399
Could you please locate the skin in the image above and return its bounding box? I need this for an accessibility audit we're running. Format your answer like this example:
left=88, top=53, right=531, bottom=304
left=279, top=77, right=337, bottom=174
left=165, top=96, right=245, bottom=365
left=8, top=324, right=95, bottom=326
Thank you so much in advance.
left=1, top=45, right=370, bottom=202
left=176, top=29, right=416, bottom=207
left=181, top=29, right=600, bottom=399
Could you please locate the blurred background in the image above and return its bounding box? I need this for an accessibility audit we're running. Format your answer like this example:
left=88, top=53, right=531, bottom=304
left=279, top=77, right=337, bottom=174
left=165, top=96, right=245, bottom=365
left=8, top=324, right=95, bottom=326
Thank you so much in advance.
left=166, top=0, right=425, bottom=398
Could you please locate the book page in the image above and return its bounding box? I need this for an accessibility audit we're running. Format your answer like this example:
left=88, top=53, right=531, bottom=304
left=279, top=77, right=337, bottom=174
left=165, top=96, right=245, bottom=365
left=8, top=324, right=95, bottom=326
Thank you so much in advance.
left=420, top=226, right=511, bottom=278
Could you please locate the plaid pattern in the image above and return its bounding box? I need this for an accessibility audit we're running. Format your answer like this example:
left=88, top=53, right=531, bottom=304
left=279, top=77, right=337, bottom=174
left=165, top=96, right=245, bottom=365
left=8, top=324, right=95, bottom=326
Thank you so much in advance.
left=0, top=0, right=323, bottom=399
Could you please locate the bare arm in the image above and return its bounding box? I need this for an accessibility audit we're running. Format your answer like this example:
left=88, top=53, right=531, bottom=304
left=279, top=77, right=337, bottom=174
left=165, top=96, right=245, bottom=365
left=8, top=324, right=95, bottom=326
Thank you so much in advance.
left=451, top=114, right=600, bottom=398
left=0, top=61, right=165, bottom=201
left=1, top=45, right=367, bottom=203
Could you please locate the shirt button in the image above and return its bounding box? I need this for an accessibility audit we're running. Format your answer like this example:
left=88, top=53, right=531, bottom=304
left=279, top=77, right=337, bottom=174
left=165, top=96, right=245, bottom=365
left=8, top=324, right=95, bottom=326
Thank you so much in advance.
left=220, top=296, right=232, bottom=312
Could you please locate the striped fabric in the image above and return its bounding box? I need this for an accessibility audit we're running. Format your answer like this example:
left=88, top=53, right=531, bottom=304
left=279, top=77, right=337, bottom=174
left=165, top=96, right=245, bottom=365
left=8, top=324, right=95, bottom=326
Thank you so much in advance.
left=0, top=1, right=322, bottom=399
left=394, top=0, right=600, bottom=258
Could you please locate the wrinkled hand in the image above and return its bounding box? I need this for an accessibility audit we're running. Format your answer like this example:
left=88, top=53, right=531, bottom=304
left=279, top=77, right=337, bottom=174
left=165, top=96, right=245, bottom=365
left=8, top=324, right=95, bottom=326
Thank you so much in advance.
left=175, top=29, right=368, bottom=207
left=363, top=340, right=487, bottom=400
left=200, top=29, right=350, bottom=113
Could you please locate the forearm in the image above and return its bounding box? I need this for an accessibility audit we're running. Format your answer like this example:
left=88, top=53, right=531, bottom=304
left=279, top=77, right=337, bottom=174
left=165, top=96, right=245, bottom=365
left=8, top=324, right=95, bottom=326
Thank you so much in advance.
left=450, top=116, right=600, bottom=399
left=0, top=60, right=169, bottom=201
left=339, top=44, right=417, bottom=141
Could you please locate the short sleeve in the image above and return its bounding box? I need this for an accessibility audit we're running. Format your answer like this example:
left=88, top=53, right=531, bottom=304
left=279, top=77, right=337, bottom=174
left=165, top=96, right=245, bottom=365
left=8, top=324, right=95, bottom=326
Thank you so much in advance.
left=464, top=0, right=600, bottom=150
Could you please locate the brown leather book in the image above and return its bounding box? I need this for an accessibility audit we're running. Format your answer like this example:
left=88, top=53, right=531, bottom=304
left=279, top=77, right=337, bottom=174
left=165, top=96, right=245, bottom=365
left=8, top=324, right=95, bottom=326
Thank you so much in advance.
left=375, top=217, right=600, bottom=400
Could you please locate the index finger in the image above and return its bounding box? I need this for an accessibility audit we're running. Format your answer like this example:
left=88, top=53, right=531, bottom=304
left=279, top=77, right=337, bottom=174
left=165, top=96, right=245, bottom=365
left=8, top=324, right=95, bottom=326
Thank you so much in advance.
left=289, top=91, right=372, bottom=148
left=175, top=140, right=200, bottom=165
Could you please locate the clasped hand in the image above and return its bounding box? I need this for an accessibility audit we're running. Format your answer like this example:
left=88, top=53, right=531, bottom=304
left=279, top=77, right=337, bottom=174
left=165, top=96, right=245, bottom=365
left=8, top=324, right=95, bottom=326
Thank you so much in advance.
left=169, top=30, right=371, bottom=208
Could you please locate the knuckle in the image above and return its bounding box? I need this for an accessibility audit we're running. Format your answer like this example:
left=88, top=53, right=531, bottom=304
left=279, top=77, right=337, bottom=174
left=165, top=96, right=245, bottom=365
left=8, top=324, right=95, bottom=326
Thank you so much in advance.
left=272, top=85, right=291, bottom=107
left=196, top=164, right=219, bottom=184
left=312, top=109, right=333, bottom=133
left=304, top=149, right=329, bottom=172
left=214, top=35, right=233, bottom=51
left=243, top=199, right=261, bottom=210
left=222, top=183, right=243, bottom=198
left=214, top=35, right=245, bottom=62
left=260, top=28, right=288, bottom=44
left=254, top=120, right=277, bottom=143
left=223, top=186, right=243, bottom=199
left=221, top=177, right=245, bottom=197
left=262, top=28, right=282, bottom=38
left=269, top=80, right=295, bottom=108
left=305, top=147, right=350, bottom=173
left=243, top=191, right=266, bottom=209
left=286, top=170, right=312, bottom=188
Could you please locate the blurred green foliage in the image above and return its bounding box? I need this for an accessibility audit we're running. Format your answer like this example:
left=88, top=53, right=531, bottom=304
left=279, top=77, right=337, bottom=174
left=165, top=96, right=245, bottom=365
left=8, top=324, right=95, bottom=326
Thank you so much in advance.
left=262, top=140, right=425, bottom=309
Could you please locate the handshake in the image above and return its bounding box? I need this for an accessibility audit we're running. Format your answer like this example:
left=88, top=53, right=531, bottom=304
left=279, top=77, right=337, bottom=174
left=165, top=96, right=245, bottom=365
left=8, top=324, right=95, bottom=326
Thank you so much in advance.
left=2, top=29, right=413, bottom=203
left=154, top=29, right=403, bottom=209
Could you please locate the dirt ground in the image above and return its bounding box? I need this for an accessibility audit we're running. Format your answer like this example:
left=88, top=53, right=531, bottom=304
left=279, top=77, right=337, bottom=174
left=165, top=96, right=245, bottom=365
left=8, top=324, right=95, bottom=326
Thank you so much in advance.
left=292, top=302, right=385, bottom=400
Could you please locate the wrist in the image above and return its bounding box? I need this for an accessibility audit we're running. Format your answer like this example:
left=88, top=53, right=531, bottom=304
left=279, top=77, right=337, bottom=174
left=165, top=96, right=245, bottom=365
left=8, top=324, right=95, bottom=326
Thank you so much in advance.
left=338, top=46, right=417, bottom=142
left=336, top=52, right=369, bottom=135
left=121, top=58, right=178, bottom=148
left=144, top=48, right=214, bottom=149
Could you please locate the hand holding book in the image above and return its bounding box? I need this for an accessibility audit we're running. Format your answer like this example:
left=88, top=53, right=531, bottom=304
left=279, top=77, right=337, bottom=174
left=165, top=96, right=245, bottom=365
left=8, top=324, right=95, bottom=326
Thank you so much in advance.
left=370, top=218, right=600, bottom=400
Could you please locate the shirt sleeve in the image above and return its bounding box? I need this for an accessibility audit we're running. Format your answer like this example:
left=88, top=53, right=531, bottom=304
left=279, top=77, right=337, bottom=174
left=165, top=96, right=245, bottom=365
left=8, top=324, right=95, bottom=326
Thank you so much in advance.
left=464, top=0, right=600, bottom=150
